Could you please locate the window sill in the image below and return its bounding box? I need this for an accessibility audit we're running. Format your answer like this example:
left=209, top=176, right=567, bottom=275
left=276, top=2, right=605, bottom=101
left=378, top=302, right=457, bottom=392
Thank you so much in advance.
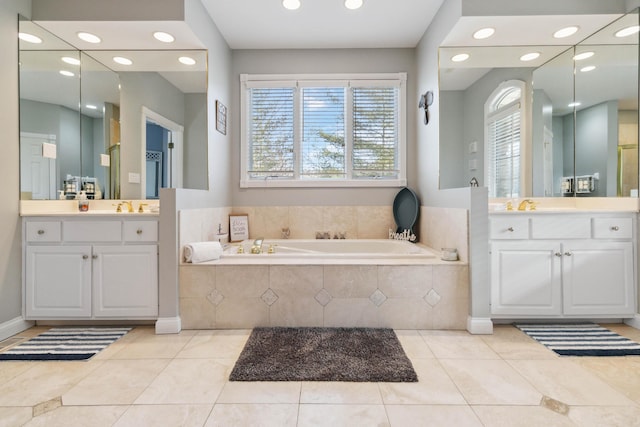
left=240, top=179, right=407, bottom=189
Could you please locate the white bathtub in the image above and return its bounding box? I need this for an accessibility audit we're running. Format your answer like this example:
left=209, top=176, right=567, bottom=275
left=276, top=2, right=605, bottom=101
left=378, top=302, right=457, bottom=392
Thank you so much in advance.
left=223, top=239, right=436, bottom=259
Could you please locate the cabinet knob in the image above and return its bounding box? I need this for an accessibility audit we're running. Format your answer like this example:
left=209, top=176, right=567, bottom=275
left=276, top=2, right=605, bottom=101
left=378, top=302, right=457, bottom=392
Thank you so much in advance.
left=136, top=229, right=143, bottom=235
left=564, top=251, right=572, bottom=256
left=611, top=226, right=619, bottom=231
left=37, top=230, right=45, bottom=235
left=507, top=227, right=514, bottom=232
left=555, top=252, right=562, bottom=257
left=82, top=255, right=89, bottom=260
left=92, top=254, right=98, bottom=259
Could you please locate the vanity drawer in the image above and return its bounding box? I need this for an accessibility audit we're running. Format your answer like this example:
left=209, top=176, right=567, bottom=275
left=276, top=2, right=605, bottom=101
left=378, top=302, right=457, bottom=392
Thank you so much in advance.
left=123, top=221, right=158, bottom=242
left=489, top=217, right=529, bottom=239
left=64, top=221, right=122, bottom=242
left=592, top=217, right=633, bottom=239
left=531, top=216, right=590, bottom=239
left=25, top=221, right=61, bottom=242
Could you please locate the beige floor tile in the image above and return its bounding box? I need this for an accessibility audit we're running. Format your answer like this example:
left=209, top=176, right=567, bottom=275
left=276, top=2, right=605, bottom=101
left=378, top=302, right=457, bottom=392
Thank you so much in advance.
left=567, top=405, right=640, bottom=427
left=574, top=357, right=640, bottom=404
left=508, top=359, right=637, bottom=406
left=440, top=359, right=542, bottom=405
left=204, top=404, right=298, bottom=427
left=300, top=381, right=383, bottom=404
left=422, top=334, right=500, bottom=359
left=395, top=330, right=435, bottom=359
left=22, top=405, right=127, bottom=427
left=135, top=358, right=233, bottom=404
left=108, top=330, right=195, bottom=359
left=386, top=405, right=483, bottom=427
left=0, top=361, right=103, bottom=407
left=297, top=404, right=389, bottom=427
left=0, top=361, right=35, bottom=383
left=215, top=381, right=301, bottom=404
left=605, top=323, right=640, bottom=341
left=471, top=405, right=575, bottom=427
left=176, top=329, right=251, bottom=359
left=0, top=407, right=32, bottom=427
left=115, top=404, right=213, bottom=427
left=62, top=359, right=169, bottom=405
left=480, top=325, right=558, bottom=360
left=379, top=359, right=467, bottom=405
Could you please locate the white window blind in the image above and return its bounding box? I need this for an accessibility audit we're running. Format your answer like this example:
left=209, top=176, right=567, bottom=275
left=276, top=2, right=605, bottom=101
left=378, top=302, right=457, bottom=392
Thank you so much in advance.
left=352, top=87, right=398, bottom=179
left=241, top=73, right=406, bottom=188
left=248, top=87, right=295, bottom=179
left=487, top=106, right=521, bottom=197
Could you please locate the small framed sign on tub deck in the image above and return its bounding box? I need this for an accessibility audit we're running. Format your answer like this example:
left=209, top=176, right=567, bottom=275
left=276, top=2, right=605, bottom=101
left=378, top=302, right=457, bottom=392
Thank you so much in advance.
left=229, top=214, right=249, bottom=242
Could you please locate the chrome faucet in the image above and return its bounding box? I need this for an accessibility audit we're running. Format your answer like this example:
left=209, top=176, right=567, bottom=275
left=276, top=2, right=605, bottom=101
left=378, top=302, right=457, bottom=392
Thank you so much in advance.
left=251, top=238, right=264, bottom=254
left=517, top=199, right=536, bottom=211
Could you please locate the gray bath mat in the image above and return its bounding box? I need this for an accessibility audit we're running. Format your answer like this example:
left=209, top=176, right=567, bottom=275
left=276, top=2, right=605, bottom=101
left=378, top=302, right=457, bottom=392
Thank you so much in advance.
left=229, top=327, right=418, bottom=382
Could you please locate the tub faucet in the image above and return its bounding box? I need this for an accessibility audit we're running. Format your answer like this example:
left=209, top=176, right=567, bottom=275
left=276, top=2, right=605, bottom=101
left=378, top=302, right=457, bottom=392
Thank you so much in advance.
left=517, top=199, right=536, bottom=211
left=251, top=238, right=264, bottom=254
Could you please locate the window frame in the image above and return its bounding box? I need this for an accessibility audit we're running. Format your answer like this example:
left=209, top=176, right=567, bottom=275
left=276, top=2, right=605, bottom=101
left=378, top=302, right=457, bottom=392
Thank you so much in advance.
left=240, top=73, right=407, bottom=188
left=484, top=79, right=529, bottom=198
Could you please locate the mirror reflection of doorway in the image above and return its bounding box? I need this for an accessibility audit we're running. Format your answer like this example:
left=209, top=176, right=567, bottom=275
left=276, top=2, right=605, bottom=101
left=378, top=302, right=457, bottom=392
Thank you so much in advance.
left=141, top=107, right=183, bottom=199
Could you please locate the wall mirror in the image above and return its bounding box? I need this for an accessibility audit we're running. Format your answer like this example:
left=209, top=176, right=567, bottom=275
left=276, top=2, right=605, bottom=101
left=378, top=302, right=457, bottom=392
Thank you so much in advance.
left=18, top=18, right=209, bottom=201
left=533, top=10, right=639, bottom=197
left=438, top=9, right=639, bottom=198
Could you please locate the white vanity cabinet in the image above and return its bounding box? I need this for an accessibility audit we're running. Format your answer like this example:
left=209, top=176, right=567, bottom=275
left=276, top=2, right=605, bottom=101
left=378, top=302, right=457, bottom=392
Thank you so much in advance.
left=490, top=213, right=636, bottom=318
left=23, top=217, right=158, bottom=320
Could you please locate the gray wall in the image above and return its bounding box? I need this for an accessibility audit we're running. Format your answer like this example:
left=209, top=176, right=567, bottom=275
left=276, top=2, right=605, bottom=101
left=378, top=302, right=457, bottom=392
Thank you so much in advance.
left=0, top=0, right=31, bottom=333
left=230, top=48, right=417, bottom=207
left=183, top=93, right=208, bottom=190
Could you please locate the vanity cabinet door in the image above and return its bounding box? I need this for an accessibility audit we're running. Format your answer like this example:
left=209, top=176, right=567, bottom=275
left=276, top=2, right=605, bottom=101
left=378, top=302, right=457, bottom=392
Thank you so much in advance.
left=92, top=245, right=158, bottom=318
left=490, top=241, right=562, bottom=316
left=25, top=245, right=92, bottom=318
left=562, top=241, right=635, bottom=316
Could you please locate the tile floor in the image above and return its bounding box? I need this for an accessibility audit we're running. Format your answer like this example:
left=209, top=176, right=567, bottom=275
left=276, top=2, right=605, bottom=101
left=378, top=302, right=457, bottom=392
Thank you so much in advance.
left=0, top=324, right=639, bottom=426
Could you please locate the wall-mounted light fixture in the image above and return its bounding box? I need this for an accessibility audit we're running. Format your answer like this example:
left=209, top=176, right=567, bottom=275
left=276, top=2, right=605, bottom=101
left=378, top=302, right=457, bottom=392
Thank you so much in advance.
left=418, top=91, right=434, bottom=125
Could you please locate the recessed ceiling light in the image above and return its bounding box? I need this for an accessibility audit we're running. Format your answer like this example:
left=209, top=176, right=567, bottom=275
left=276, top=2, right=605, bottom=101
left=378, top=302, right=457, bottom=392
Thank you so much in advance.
left=473, top=27, right=495, bottom=40
left=345, top=0, right=363, bottom=10
left=451, top=53, right=470, bottom=62
left=553, top=26, right=579, bottom=39
left=59, top=70, right=74, bottom=77
left=77, top=31, right=101, bottom=43
left=573, top=51, right=594, bottom=61
left=282, top=0, right=300, bottom=10
left=85, top=104, right=98, bottom=110
left=153, top=31, right=175, bottom=43
left=520, top=52, right=540, bottom=62
left=568, top=102, right=581, bottom=108
left=61, top=56, right=80, bottom=66
left=615, top=25, right=640, bottom=38
left=580, top=65, right=596, bottom=72
left=178, top=56, right=196, bottom=65
left=18, top=32, right=42, bottom=44
left=113, top=56, right=133, bottom=65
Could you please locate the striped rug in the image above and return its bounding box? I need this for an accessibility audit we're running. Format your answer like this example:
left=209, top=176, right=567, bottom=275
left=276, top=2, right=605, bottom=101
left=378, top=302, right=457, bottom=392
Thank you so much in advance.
left=516, top=323, right=640, bottom=356
left=0, top=327, right=130, bottom=361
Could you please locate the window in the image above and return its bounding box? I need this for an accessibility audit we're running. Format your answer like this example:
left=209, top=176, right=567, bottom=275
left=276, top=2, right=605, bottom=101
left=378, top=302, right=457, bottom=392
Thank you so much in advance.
left=241, top=73, right=407, bottom=188
left=484, top=80, right=526, bottom=198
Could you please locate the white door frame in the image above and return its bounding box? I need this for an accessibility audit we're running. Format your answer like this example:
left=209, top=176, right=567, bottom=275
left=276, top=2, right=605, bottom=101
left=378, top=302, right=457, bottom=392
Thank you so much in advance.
left=141, top=107, right=184, bottom=198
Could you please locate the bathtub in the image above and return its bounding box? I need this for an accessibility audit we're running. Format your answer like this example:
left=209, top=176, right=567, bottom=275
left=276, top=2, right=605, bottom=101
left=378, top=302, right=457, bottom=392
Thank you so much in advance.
left=223, top=238, right=436, bottom=260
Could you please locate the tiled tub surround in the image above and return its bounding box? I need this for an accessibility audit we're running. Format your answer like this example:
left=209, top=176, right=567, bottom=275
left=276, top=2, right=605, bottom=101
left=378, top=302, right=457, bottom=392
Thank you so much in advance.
left=178, top=205, right=470, bottom=330
left=180, top=263, right=469, bottom=330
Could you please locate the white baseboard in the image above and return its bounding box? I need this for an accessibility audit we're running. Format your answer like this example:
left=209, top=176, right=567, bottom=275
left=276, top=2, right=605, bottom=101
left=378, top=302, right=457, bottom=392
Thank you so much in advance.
left=624, top=315, right=640, bottom=330
left=0, top=317, right=34, bottom=341
left=467, top=316, right=493, bottom=335
left=155, top=316, right=181, bottom=334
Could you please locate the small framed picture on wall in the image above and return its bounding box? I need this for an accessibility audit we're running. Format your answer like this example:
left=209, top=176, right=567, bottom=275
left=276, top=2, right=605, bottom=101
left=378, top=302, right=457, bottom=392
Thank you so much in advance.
left=216, top=100, right=227, bottom=135
left=229, top=214, right=249, bottom=242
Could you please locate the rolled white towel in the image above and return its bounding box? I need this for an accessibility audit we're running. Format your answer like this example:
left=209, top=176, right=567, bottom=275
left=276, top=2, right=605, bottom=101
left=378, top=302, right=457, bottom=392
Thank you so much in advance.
left=183, top=241, right=223, bottom=263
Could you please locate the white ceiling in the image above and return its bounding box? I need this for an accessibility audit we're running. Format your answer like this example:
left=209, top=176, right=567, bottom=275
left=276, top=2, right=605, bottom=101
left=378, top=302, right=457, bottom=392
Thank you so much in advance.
left=200, top=0, right=446, bottom=49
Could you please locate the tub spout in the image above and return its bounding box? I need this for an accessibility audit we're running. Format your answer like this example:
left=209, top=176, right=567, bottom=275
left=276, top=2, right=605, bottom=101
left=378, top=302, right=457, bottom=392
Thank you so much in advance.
left=251, top=238, right=264, bottom=254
